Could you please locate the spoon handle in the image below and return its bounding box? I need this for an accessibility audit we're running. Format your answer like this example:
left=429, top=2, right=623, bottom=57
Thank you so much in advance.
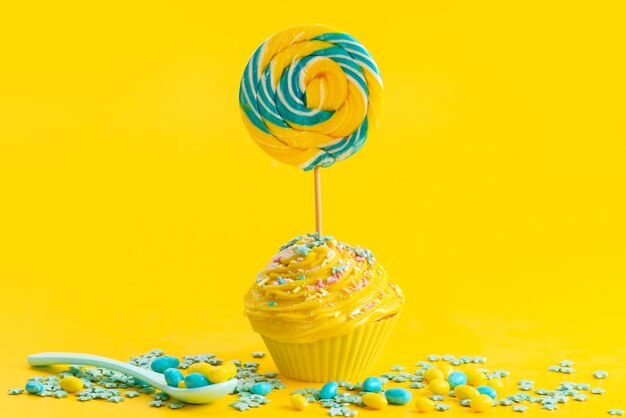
left=28, top=352, right=166, bottom=390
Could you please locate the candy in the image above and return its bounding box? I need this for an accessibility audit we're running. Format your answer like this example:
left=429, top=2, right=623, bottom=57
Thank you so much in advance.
left=251, top=382, right=272, bottom=396
left=385, top=387, right=412, bottom=405
left=477, top=385, right=497, bottom=399
left=466, top=368, right=488, bottom=386
left=319, top=381, right=339, bottom=399
left=59, top=376, right=84, bottom=393
left=291, top=394, right=308, bottom=410
left=163, top=368, right=184, bottom=387
left=414, top=396, right=435, bottom=412
left=424, top=368, right=445, bottom=382
left=362, top=392, right=387, bottom=409
left=187, top=362, right=213, bottom=376
left=429, top=378, right=451, bottom=395
left=362, top=377, right=383, bottom=392
left=208, top=362, right=237, bottom=383
left=184, top=373, right=210, bottom=388
left=447, top=371, right=467, bottom=388
left=437, top=363, right=454, bottom=378
left=435, top=404, right=451, bottom=411
left=150, top=356, right=180, bottom=373
left=453, top=384, right=480, bottom=400
left=512, top=405, right=528, bottom=412
left=487, top=378, right=506, bottom=390
left=239, top=25, right=384, bottom=171
left=471, top=394, right=494, bottom=412
left=608, top=409, right=625, bottom=416
left=25, top=381, right=44, bottom=394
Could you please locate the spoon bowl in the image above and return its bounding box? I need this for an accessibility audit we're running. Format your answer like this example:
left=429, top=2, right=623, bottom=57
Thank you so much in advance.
left=28, top=352, right=238, bottom=404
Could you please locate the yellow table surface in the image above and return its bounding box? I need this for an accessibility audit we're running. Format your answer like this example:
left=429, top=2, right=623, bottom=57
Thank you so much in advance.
left=1, top=1, right=625, bottom=417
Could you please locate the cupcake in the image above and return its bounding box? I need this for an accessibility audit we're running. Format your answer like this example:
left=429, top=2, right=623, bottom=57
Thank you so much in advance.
left=244, top=233, right=404, bottom=382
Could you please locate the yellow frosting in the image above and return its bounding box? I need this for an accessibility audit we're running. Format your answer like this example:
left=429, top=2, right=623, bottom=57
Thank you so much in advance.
left=244, top=234, right=404, bottom=344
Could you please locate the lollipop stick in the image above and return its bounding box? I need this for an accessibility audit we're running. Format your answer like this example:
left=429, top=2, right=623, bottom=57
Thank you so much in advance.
left=314, top=167, right=322, bottom=235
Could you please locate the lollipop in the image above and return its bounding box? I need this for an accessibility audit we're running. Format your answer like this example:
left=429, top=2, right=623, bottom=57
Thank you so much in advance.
left=239, top=24, right=383, bottom=171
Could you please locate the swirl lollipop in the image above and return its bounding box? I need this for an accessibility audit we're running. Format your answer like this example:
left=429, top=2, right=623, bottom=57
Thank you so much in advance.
left=239, top=24, right=383, bottom=232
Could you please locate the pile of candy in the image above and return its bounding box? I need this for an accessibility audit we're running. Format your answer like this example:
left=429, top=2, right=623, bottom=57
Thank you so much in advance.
left=7, top=351, right=622, bottom=416
left=7, top=349, right=284, bottom=410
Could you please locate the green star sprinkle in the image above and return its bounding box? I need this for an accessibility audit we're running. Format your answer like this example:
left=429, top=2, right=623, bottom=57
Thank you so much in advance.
left=435, top=404, right=450, bottom=411
left=513, top=405, right=529, bottom=412
left=251, top=352, right=266, bottom=358
left=124, top=391, right=139, bottom=398
left=8, top=388, right=24, bottom=395
left=169, top=402, right=185, bottom=409
left=108, top=396, right=124, bottom=403
left=390, top=365, right=405, bottom=371
left=295, top=244, right=311, bottom=256
left=148, top=400, right=164, bottom=407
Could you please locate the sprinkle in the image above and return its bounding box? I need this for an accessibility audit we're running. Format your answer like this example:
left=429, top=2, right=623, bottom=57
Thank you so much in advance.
left=560, top=367, right=576, bottom=374
left=390, top=365, right=405, bottom=371
left=277, top=277, right=285, bottom=284
left=317, top=279, right=324, bottom=287
left=169, top=402, right=185, bottom=409
left=542, top=404, right=559, bottom=410
left=608, top=410, right=625, bottom=416
left=251, top=352, right=266, bottom=358
left=548, top=365, right=561, bottom=372
left=257, top=278, right=269, bottom=286
left=293, top=287, right=301, bottom=293
left=573, top=394, right=588, bottom=401
left=267, top=301, right=276, bottom=307
left=124, top=391, right=139, bottom=398
left=513, top=405, right=529, bottom=412
left=577, top=383, right=591, bottom=391
left=297, top=275, right=306, bottom=280
left=108, top=396, right=124, bottom=403
left=429, top=395, right=445, bottom=401
left=8, top=388, right=24, bottom=395
left=593, top=370, right=609, bottom=379
left=460, top=399, right=471, bottom=406
left=591, top=388, right=606, bottom=395
left=426, top=355, right=441, bottom=361
left=295, top=245, right=311, bottom=256
left=559, top=360, right=574, bottom=367
left=149, top=400, right=165, bottom=407
left=435, top=404, right=450, bottom=411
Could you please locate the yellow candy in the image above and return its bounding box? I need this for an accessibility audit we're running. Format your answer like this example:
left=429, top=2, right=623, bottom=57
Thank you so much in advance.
left=59, top=376, right=84, bottom=393
left=362, top=392, right=387, bottom=410
left=187, top=362, right=213, bottom=377
left=291, top=394, right=308, bottom=410
left=437, top=363, right=454, bottom=378
left=208, top=363, right=237, bottom=383
left=471, top=394, right=494, bottom=412
left=177, top=381, right=186, bottom=388
left=487, top=377, right=504, bottom=390
left=453, top=384, right=480, bottom=400
left=466, top=368, right=487, bottom=386
left=429, top=378, right=451, bottom=395
left=415, top=396, right=436, bottom=412
left=423, top=368, right=445, bottom=382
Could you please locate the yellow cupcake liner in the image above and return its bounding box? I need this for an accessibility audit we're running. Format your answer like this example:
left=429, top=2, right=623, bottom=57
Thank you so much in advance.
left=261, top=314, right=400, bottom=382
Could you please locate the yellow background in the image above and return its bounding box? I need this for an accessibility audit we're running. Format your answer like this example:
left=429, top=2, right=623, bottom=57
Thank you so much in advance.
left=1, top=1, right=625, bottom=416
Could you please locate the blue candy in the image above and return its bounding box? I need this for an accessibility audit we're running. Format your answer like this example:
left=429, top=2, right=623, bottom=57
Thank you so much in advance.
left=251, top=382, right=273, bottom=396
left=447, top=371, right=467, bottom=388
left=319, top=381, right=339, bottom=399
left=164, top=368, right=184, bottom=387
left=385, top=387, right=412, bottom=405
left=362, top=377, right=383, bottom=392
left=25, top=381, right=44, bottom=394
left=150, top=356, right=181, bottom=373
left=477, top=385, right=497, bottom=399
left=184, top=373, right=210, bottom=388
